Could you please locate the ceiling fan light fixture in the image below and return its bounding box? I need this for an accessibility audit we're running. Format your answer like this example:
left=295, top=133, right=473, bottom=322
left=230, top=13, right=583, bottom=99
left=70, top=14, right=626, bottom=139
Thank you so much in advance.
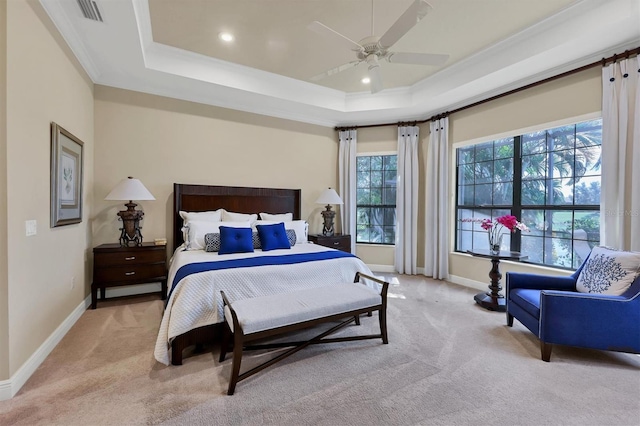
left=308, top=0, right=445, bottom=94
left=218, top=32, right=234, bottom=42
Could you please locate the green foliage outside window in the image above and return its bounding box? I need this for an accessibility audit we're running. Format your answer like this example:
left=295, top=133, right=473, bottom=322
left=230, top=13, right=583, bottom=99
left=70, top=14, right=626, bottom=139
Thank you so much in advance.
left=356, top=155, right=397, bottom=244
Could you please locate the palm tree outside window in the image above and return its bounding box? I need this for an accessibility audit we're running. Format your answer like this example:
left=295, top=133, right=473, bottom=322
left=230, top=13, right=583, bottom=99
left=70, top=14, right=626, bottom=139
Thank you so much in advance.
left=455, top=118, right=602, bottom=268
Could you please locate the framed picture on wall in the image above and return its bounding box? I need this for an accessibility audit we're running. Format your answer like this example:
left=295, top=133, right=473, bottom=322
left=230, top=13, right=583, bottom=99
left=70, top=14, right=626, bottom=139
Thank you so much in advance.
left=50, top=122, right=84, bottom=227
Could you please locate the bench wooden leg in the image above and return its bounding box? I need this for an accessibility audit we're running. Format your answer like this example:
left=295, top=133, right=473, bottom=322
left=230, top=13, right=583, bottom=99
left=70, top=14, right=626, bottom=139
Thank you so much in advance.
left=354, top=315, right=360, bottom=325
left=227, top=331, right=244, bottom=395
left=379, top=307, right=388, bottom=344
left=219, top=323, right=231, bottom=362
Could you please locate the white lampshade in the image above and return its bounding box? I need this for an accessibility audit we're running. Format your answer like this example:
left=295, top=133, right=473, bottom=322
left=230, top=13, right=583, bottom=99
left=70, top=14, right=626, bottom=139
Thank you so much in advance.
left=315, top=188, right=343, bottom=205
left=105, top=177, right=155, bottom=201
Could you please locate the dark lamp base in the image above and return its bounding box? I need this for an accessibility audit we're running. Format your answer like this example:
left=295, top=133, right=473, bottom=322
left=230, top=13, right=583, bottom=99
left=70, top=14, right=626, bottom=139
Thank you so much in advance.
left=320, top=205, right=336, bottom=236
left=117, top=202, right=145, bottom=246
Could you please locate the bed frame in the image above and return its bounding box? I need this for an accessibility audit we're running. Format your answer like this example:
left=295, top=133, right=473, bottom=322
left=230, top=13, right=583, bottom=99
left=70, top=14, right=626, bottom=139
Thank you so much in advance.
left=169, top=183, right=302, bottom=365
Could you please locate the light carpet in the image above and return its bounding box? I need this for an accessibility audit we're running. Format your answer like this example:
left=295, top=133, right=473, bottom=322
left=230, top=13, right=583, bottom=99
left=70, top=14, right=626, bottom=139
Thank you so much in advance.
left=1, top=274, right=638, bottom=425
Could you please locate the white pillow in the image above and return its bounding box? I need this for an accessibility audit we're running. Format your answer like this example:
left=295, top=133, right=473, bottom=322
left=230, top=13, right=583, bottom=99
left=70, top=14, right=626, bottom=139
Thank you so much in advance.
left=179, top=210, right=224, bottom=244
left=185, top=220, right=250, bottom=250
left=254, top=220, right=308, bottom=245
left=222, top=210, right=258, bottom=224
left=179, top=210, right=223, bottom=224
left=576, top=246, right=640, bottom=295
left=259, top=212, right=293, bottom=222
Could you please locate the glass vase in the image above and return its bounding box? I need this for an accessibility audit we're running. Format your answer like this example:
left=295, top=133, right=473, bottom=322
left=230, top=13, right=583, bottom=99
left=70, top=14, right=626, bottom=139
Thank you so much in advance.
left=488, top=233, right=503, bottom=255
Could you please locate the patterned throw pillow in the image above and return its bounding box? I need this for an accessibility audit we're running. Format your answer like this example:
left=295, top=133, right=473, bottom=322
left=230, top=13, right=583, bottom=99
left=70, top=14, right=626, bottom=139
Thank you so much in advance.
left=576, top=246, right=640, bottom=295
left=252, top=232, right=262, bottom=250
left=286, top=229, right=297, bottom=246
left=204, top=233, right=221, bottom=252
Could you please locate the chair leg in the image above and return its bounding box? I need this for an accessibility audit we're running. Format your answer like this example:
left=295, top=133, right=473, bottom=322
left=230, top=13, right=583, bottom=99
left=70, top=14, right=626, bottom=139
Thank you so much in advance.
left=506, top=313, right=514, bottom=327
left=540, top=341, right=552, bottom=362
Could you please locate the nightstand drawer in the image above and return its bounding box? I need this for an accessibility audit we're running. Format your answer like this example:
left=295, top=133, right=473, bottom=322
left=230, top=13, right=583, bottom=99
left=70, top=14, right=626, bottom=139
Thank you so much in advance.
left=94, top=263, right=166, bottom=283
left=323, top=237, right=349, bottom=251
left=308, top=234, right=351, bottom=253
left=94, top=249, right=165, bottom=267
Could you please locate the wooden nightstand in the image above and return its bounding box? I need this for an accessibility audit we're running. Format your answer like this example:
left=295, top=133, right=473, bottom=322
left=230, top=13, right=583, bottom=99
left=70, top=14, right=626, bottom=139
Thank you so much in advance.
left=92, top=242, right=167, bottom=309
left=308, top=234, right=351, bottom=253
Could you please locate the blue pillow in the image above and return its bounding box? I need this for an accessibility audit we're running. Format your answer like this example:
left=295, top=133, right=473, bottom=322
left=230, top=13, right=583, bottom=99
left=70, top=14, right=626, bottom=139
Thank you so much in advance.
left=252, top=229, right=296, bottom=249
left=256, top=222, right=291, bottom=251
left=218, top=226, right=254, bottom=255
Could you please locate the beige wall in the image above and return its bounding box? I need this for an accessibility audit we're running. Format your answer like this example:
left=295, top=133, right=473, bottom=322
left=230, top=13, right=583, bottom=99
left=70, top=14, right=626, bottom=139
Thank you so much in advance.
left=450, top=67, right=602, bottom=144
left=5, top=0, right=94, bottom=376
left=0, top=0, right=9, bottom=380
left=93, top=87, right=337, bottom=252
left=447, top=67, right=602, bottom=284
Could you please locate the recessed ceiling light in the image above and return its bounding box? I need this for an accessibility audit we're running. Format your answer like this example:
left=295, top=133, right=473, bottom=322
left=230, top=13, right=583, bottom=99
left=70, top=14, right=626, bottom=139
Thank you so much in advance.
left=219, top=32, right=234, bottom=42
left=361, top=77, right=371, bottom=84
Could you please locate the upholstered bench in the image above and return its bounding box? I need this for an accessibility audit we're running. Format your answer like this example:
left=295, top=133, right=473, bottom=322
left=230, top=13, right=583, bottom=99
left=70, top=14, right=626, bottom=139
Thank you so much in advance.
left=219, top=272, right=389, bottom=395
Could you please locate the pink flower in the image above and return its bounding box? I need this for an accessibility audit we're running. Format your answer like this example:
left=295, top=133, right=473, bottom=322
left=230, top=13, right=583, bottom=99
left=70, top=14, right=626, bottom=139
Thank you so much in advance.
left=459, top=214, right=529, bottom=249
left=480, top=219, right=493, bottom=231
left=496, top=215, right=518, bottom=232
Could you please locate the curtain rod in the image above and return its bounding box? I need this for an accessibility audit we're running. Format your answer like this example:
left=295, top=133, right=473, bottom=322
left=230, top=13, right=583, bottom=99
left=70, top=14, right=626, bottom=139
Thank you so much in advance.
left=335, top=46, right=640, bottom=132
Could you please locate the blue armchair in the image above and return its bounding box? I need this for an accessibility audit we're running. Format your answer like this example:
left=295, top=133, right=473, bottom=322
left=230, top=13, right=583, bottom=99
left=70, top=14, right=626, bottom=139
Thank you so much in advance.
left=506, top=257, right=640, bottom=362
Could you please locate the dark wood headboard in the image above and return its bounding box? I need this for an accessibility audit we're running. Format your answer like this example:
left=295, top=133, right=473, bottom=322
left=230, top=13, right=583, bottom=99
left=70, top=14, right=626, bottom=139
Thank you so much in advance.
left=173, top=183, right=302, bottom=251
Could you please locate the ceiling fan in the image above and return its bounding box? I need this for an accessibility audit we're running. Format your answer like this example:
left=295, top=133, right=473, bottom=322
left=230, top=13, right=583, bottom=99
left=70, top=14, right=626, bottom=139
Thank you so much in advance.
left=308, top=0, right=449, bottom=94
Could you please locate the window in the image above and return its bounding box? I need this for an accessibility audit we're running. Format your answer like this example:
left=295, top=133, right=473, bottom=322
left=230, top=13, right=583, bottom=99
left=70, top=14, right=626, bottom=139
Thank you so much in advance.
left=456, top=119, right=602, bottom=268
left=356, top=154, right=397, bottom=244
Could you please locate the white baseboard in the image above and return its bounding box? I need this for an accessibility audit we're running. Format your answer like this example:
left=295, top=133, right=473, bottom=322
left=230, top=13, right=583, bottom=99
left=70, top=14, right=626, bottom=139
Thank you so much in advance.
left=367, top=266, right=447, bottom=277
left=366, top=264, right=396, bottom=273
left=448, top=274, right=488, bottom=292
left=0, top=295, right=91, bottom=401
left=0, top=378, right=11, bottom=401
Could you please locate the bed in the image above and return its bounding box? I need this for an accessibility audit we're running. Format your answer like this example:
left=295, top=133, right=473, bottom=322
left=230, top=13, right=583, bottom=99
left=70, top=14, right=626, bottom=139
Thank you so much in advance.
left=154, top=183, right=373, bottom=365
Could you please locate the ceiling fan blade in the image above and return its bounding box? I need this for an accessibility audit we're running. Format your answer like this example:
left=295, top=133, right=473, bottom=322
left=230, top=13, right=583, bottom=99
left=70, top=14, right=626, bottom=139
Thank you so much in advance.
left=379, top=0, right=432, bottom=48
left=310, top=61, right=361, bottom=82
left=308, top=21, right=363, bottom=52
left=386, top=52, right=449, bottom=66
left=367, top=58, right=383, bottom=94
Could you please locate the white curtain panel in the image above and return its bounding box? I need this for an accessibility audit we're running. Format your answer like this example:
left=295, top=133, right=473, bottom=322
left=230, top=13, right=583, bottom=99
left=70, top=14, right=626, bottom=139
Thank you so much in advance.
left=395, top=126, right=419, bottom=274
left=601, top=57, right=640, bottom=251
left=339, top=129, right=357, bottom=253
left=424, top=117, right=449, bottom=279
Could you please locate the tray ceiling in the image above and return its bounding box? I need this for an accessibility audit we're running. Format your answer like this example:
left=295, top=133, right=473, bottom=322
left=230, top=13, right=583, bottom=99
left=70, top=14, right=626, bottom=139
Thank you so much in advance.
left=41, top=0, right=640, bottom=127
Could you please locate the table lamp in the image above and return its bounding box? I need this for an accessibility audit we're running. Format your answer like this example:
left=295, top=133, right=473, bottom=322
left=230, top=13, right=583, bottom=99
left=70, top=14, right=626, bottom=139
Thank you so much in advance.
left=105, top=177, right=155, bottom=246
left=315, top=188, right=343, bottom=236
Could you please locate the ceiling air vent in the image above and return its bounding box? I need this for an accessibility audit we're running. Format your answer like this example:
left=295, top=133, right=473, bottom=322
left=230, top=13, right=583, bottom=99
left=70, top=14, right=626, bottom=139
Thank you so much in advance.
left=77, top=0, right=103, bottom=22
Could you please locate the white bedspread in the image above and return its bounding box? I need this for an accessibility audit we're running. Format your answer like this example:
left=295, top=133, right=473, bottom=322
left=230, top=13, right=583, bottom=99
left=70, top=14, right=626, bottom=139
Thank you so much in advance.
left=154, top=244, right=372, bottom=365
